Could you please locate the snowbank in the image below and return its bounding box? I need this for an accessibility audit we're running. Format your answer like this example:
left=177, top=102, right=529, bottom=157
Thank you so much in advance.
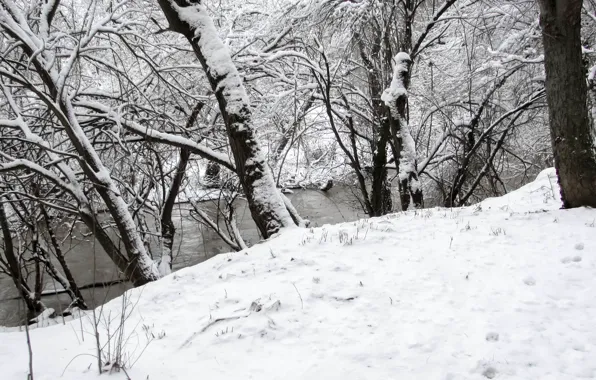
left=480, top=168, right=562, bottom=212
left=2, top=168, right=596, bottom=380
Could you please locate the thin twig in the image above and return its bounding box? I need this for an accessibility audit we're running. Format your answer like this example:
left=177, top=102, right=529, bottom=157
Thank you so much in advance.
left=292, top=283, right=304, bottom=310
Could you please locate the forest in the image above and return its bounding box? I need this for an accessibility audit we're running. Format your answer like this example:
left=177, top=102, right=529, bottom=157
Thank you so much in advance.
left=1, top=1, right=596, bottom=377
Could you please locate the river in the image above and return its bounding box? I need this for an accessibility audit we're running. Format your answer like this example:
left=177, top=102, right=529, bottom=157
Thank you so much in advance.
left=0, top=187, right=365, bottom=326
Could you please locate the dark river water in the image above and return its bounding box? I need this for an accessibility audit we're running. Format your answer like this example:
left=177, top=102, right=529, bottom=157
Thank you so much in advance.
left=0, top=187, right=365, bottom=326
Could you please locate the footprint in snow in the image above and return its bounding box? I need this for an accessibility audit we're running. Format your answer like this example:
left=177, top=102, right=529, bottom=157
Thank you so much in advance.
left=523, top=276, right=536, bottom=286
left=483, top=367, right=498, bottom=379
left=561, top=256, right=582, bottom=264
left=485, top=332, right=499, bottom=342
left=575, top=242, right=584, bottom=250
left=474, top=361, right=499, bottom=379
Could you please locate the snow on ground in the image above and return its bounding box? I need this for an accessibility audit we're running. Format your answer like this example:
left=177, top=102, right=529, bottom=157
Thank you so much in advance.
left=2, top=168, right=596, bottom=380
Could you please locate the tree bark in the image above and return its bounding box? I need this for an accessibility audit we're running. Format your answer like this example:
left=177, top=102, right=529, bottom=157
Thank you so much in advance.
left=60, top=100, right=160, bottom=285
left=382, top=53, right=423, bottom=210
left=160, top=102, right=203, bottom=275
left=0, top=202, right=44, bottom=314
left=356, top=35, right=393, bottom=216
left=39, top=203, right=87, bottom=309
left=156, top=0, right=296, bottom=238
left=538, top=0, right=596, bottom=208
left=370, top=117, right=393, bottom=216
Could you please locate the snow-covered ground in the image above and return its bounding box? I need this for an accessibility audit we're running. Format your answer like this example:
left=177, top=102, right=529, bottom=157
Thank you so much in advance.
left=2, top=168, right=595, bottom=380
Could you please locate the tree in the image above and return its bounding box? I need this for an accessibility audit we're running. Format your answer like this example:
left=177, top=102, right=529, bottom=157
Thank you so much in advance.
left=538, top=0, right=596, bottom=207
left=382, top=52, right=423, bottom=210
left=297, top=0, right=459, bottom=214
left=0, top=0, right=161, bottom=286
left=156, top=0, right=298, bottom=238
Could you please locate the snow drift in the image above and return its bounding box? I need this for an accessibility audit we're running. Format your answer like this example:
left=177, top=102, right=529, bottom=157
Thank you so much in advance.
left=2, top=168, right=596, bottom=380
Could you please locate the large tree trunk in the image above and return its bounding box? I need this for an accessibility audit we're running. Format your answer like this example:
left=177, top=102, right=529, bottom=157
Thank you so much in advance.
left=156, top=0, right=296, bottom=238
left=538, top=0, right=596, bottom=208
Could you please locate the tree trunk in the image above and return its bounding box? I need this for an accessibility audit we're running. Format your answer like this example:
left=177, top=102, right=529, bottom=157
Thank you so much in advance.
left=60, top=100, right=160, bottom=285
left=204, top=161, right=221, bottom=188
left=0, top=202, right=44, bottom=314
left=160, top=148, right=190, bottom=276
left=39, top=204, right=87, bottom=309
left=2, top=19, right=160, bottom=285
left=382, top=53, right=423, bottom=210
left=356, top=34, right=393, bottom=216
left=370, top=117, right=393, bottom=216
left=157, top=0, right=296, bottom=238
left=159, top=102, right=203, bottom=275
left=538, top=0, right=596, bottom=208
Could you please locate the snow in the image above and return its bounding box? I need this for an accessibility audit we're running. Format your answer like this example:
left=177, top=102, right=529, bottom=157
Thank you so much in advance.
left=380, top=53, right=411, bottom=107
left=380, top=53, right=419, bottom=191
left=174, top=0, right=250, bottom=115
left=3, top=168, right=596, bottom=380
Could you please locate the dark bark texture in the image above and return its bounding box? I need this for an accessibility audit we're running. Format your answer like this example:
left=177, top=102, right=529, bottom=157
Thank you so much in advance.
left=0, top=203, right=44, bottom=314
left=157, top=0, right=295, bottom=238
left=538, top=0, right=596, bottom=208
left=356, top=35, right=393, bottom=216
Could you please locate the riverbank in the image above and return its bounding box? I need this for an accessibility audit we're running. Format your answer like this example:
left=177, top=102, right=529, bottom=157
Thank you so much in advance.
left=2, top=168, right=596, bottom=379
left=0, top=186, right=363, bottom=326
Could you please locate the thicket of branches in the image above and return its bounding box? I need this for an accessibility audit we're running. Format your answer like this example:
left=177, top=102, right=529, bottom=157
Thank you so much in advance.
left=1, top=0, right=596, bottom=321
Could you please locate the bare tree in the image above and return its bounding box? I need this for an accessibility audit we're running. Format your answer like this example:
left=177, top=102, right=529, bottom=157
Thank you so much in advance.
left=156, top=0, right=297, bottom=238
left=0, top=0, right=158, bottom=285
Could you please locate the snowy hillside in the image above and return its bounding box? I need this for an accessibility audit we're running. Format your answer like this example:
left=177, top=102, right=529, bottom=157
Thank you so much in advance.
left=2, top=168, right=596, bottom=380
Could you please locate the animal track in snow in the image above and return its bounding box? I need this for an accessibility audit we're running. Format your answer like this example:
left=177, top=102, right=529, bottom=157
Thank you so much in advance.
left=485, top=332, right=499, bottom=342
left=561, top=256, right=582, bottom=264
left=483, top=367, right=497, bottom=379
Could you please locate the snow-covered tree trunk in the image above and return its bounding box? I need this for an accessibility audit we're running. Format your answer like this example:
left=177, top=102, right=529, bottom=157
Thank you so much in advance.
left=156, top=0, right=296, bottom=238
left=587, top=66, right=596, bottom=135
left=0, top=0, right=160, bottom=286
left=60, top=101, right=160, bottom=286
left=381, top=53, right=423, bottom=210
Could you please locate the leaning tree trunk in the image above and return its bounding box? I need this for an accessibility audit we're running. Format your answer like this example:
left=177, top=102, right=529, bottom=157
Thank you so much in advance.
left=159, top=102, right=204, bottom=276
left=38, top=203, right=87, bottom=309
left=59, top=101, right=160, bottom=286
left=382, top=53, right=423, bottom=210
left=157, top=0, right=296, bottom=238
left=1, top=33, right=159, bottom=285
left=538, top=0, right=596, bottom=208
left=160, top=148, right=188, bottom=276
